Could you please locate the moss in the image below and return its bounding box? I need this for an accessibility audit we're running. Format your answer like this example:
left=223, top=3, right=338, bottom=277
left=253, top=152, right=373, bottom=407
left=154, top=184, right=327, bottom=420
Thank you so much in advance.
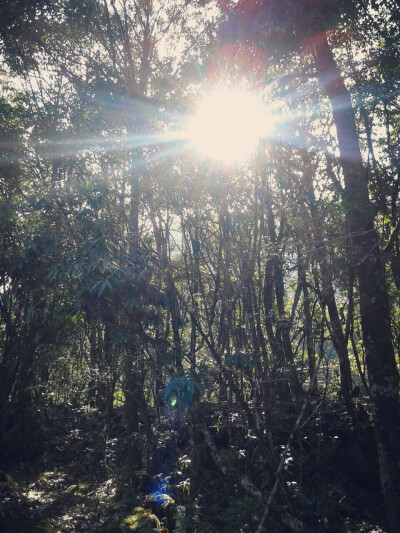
left=145, top=494, right=176, bottom=531
left=120, top=506, right=161, bottom=532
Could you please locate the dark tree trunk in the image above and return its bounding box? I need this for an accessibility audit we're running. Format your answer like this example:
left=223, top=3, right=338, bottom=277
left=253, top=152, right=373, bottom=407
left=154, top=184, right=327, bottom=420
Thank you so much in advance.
left=123, top=163, right=143, bottom=496
left=124, top=352, right=143, bottom=495
left=312, top=31, right=400, bottom=532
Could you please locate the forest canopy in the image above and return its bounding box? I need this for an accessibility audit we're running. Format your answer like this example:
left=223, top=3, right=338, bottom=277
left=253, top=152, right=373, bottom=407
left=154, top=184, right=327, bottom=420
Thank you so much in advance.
left=0, top=1, right=400, bottom=532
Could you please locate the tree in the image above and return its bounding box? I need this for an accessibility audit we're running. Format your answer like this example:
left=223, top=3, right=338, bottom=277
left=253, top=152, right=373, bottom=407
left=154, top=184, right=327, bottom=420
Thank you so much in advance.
left=218, top=0, right=400, bottom=528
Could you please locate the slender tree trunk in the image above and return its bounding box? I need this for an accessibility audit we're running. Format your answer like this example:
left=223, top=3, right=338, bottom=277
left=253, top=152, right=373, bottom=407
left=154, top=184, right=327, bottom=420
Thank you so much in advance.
left=188, top=224, right=202, bottom=497
left=122, top=143, right=143, bottom=496
left=263, top=174, right=301, bottom=393
left=124, top=343, right=143, bottom=495
left=0, top=340, right=18, bottom=463
left=300, top=151, right=354, bottom=409
left=297, top=247, right=317, bottom=392
left=320, top=261, right=354, bottom=414
left=123, top=0, right=153, bottom=490
left=312, top=31, right=400, bottom=531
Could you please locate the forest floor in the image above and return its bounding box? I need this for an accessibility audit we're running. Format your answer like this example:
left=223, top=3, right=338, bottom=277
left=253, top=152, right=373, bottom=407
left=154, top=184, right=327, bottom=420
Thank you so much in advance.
left=0, top=406, right=122, bottom=532
left=0, top=403, right=390, bottom=533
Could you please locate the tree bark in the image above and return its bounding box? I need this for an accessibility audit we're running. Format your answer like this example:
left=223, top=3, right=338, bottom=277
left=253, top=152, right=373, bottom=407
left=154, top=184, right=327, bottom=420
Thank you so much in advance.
left=312, top=31, right=400, bottom=532
left=297, top=246, right=317, bottom=392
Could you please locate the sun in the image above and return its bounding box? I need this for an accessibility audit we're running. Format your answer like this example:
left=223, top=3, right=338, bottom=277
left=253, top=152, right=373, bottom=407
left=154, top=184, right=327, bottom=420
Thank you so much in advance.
left=186, top=87, right=275, bottom=164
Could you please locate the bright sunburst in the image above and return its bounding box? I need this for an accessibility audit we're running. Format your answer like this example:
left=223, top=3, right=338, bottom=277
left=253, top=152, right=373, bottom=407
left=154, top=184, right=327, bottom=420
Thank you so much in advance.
left=187, top=87, right=275, bottom=164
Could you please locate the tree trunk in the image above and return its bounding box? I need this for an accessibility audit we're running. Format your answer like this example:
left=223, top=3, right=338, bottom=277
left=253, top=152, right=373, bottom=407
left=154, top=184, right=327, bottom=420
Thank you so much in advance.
left=264, top=176, right=301, bottom=394
left=297, top=247, right=317, bottom=392
left=320, top=261, right=354, bottom=414
left=124, top=352, right=143, bottom=495
left=122, top=148, right=143, bottom=497
left=312, top=31, right=400, bottom=532
left=300, top=154, right=353, bottom=408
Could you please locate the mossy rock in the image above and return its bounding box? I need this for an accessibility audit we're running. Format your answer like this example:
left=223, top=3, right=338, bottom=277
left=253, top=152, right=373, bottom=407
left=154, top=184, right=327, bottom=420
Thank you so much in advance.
left=120, top=506, right=161, bottom=532
left=145, top=494, right=176, bottom=531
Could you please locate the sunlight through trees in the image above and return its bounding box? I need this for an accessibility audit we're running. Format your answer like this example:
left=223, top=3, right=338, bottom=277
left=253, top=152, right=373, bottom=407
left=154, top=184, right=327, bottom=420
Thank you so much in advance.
left=0, top=1, right=400, bottom=532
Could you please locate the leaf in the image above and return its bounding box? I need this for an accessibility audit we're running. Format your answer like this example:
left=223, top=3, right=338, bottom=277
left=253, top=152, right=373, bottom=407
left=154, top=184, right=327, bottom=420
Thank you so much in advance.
left=98, top=280, right=109, bottom=297
left=125, top=297, right=141, bottom=310
left=48, top=266, right=59, bottom=280
left=105, top=240, right=118, bottom=253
